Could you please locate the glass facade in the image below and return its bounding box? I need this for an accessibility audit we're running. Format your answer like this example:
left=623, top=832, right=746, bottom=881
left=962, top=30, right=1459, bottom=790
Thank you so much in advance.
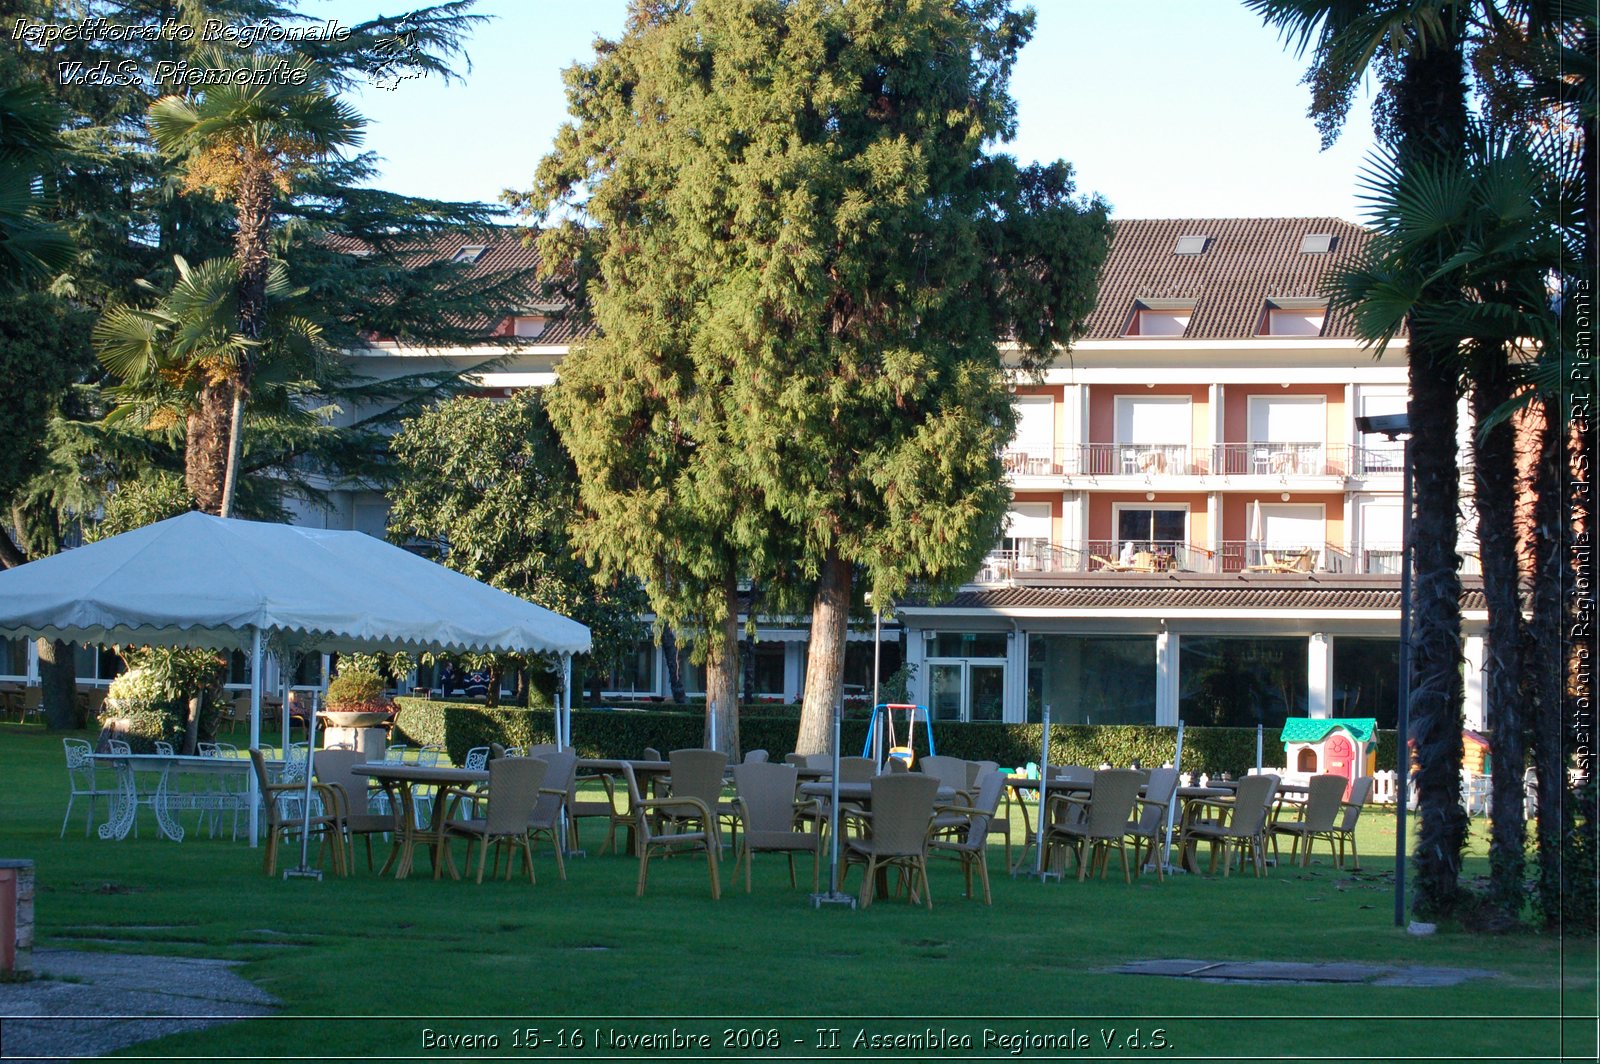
left=1331, top=637, right=1400, bottom=728
left=1178, top=636, right=1307, bottom=728
left=1026, top=634, right=1157, bottom=724
left=2, top=638, right=28, bottom=678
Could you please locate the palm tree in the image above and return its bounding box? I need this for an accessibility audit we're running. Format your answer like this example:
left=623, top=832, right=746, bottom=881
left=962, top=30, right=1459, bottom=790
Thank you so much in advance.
left=1248, top=0, right=1473, bottom=921
left=0, top=82, right=74, bottom=288
left=147, top=50, right=362, bottom=515
left=1333, top=128, right=1568, bottom=924
left=93, top=254, right=323, bottom=506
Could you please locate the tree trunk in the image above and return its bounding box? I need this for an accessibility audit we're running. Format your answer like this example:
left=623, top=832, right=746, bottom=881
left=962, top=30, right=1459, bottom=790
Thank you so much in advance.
left=1472, top=352, right=1525, bottom=924
left=485, top=661, right=502, bottom=707
left=661, top=624, right=686, bottom=703
left=186, top=383, right=233, bottom=515
left=1524, top=402, right=1572, bottom=927
left=702, top=568, right=740, bottom=758
left=1392, top=11, right=1470, bottom=925
left=796, top=547, right=851, bottom=755
left=183, top=693, right=203, bottom=755
left=219, top=387, right=246, bottom=518
left=36, top=637, right=77, bottom=730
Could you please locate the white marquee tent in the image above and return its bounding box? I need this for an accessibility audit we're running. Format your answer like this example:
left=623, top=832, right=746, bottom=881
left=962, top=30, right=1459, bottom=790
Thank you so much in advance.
left=0, top=512, right=592, bottom=842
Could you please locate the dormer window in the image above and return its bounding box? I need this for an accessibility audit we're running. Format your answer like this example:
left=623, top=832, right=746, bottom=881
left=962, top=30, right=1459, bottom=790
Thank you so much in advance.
left=1123, top=299, right=1195, bottom=337
left=453, top=244, right=488, bottom=264
left=1258, top=298, right=1327, bottom=337
left=511, top=315, right=546, bottom=339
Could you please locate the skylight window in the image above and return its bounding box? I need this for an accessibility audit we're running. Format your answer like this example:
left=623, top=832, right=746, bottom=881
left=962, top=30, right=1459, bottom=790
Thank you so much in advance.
left=1123, top=300, right=1195, bottom=337
left=453, top=244, right=488, bottom=264
left=511, top=315, right=546, bottom=338
left=1299, top=233, right=1335, bottom=254
left=1174, top=235, right=1209, bottom=255
left=1258, top=299, right=1328, bottom=337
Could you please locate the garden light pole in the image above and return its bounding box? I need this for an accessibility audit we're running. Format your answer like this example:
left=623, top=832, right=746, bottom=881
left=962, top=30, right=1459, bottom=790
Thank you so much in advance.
left=1357, top=409, right=1413, bottom=928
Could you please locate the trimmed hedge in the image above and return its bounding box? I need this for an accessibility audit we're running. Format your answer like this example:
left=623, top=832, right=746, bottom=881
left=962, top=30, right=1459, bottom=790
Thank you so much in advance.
left=394, top=698, right=1399, bottom=777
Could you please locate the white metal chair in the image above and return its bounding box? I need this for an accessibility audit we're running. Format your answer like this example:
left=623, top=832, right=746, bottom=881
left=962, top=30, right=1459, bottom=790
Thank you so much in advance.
left=61, top=738, right=115, bottom=837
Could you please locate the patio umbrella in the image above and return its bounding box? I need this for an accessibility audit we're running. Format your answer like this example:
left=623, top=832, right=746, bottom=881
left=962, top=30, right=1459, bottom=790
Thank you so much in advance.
left=1248, top=498, right=1264, bottom=565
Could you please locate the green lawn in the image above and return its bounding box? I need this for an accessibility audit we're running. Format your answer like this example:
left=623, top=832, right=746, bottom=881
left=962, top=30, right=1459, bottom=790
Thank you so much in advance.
left=2, top=725, right=1594, bottom=1061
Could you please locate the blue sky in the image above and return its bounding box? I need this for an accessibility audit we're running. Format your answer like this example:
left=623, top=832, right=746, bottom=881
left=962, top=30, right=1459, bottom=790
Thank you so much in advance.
left=314, top=0, right=1380, bottom=222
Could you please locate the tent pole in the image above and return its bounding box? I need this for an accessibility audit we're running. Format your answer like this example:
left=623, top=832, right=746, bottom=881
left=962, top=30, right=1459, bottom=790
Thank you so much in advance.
left=247, top=628, right=261, bottom=846
left=278, top=651, right=289, bottom=757
left=561, top=653, right=572, bottom=749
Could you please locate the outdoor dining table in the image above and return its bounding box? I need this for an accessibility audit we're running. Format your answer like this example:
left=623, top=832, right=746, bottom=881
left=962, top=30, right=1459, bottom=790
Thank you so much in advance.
left=798, top=779, right=960, bottom=806
left=1003, top=776, right=1236, bottom=874
left=91, top=751, right=271, bottom=843
left=352, top=762, right=488, bottom=879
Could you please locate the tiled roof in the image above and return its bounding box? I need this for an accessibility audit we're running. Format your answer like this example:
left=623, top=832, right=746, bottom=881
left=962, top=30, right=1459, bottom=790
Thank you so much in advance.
left=915, top=575, right=1486, bottom=613
left=327, top=227, right=595, bottom=343
left=1082, top=217, right=1373, bottom=340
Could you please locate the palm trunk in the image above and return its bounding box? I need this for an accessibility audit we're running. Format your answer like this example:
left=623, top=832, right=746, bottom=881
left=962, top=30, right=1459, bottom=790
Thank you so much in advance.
left=796, top=547, right=851, bottom=755
left=702, top=567, right=740, bottom=757
left=186, top=383, right=233, bottom=515
left=1472, top=351, right=1525, bottom=925
left=221, top=160, right=273, bottom=517
left=1392, top=10, right=1470, bottom=924
left=1524, top=402, right=1572, bottom=927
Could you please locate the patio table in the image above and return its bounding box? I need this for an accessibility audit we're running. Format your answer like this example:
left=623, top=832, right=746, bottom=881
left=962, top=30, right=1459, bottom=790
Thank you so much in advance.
left=353, top=762, right=488, bottom=879
left=91, top=752, right=268, bottom=843
left=799, top=780, right=958, bottom=805
left=1004, top=776, right=1235, bottom=873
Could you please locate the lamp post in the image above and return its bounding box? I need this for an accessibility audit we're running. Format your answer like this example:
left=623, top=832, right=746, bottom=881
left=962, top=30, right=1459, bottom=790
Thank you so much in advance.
left=865, top=591, right=884, bottom=711
left=1356, top=408, right=1413, bottom=929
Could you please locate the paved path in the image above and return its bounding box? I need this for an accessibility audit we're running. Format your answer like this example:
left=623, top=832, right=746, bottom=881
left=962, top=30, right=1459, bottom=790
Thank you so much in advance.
left=0, top=950, right=276, bottom=1061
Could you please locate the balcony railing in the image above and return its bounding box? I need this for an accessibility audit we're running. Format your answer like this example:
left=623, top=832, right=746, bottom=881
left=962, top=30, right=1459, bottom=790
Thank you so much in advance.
left=1001, top=444, right=1419, bottom=480
left=1212, top=442, right=1331, bottom=477
left=974, top=539, right=1479, bottom=580
left=999, top=442, right=1482, bottom=486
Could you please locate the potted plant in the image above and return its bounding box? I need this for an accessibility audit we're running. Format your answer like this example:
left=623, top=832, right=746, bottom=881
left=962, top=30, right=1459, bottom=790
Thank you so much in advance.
left=320, top=668, right=396, bottom=729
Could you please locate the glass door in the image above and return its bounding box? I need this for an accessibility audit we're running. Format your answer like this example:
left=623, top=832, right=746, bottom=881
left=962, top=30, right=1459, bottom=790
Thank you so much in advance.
left=926, top=660, right=1007, bottom=722
left=968, top=664, right=1005, bottom=721
left=928, top=663, right=964, bottom=722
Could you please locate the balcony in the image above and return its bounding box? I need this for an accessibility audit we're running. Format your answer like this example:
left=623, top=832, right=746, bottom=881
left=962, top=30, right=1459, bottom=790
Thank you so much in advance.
left=999, top=442, right=1469, bottom=483
left=1212, top=442, right=1333, bottom=477
left=973, top=540, right=1482, bottom=581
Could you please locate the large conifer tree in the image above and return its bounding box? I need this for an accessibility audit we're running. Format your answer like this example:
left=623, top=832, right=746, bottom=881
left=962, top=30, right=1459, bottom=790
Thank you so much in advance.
left=533, top=0, right=1109, bottom=753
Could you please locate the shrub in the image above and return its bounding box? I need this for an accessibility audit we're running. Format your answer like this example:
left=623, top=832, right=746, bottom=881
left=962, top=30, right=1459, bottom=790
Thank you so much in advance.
left=392, top=698, right=1395, bottom=777
left=326, top=668, right=389, bottom=710
left=99, top=667, right=182, bottom=751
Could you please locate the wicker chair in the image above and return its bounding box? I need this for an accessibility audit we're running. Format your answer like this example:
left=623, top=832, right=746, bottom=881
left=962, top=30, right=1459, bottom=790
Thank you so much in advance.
left=841, top=773, right=941, bottom=909
left=731, top=761, right=821, bottom=892
left=314, top=748, right=401, bottom=872
left=1180, top=773, right=1280, bottom=877
left=664, top=748, right=732, bottom=845
left=439, top=757, right=548, bottom=884
left=618, top=762, right=721, bottom=899
left=1271, top=774, right=1348, bottom=867
left=527, top=748, right=577, bottom=880
left=929, top=771, right=1005, bottom=905
left=1044, top=769, right=1143, bottom=883
left=249, top=748, right=346, bottom=877
left=1330, top=776, right=1374, bottom=870
left=1126, top=767, right=1180, bottom=881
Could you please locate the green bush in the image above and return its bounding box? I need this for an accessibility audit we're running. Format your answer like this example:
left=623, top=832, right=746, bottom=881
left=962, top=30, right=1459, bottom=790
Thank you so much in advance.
left=326, top=668, right=388, bottom=709
left=394, top=698, right=1395, bottom=777
left=98, top=667, right=182, bottom=752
